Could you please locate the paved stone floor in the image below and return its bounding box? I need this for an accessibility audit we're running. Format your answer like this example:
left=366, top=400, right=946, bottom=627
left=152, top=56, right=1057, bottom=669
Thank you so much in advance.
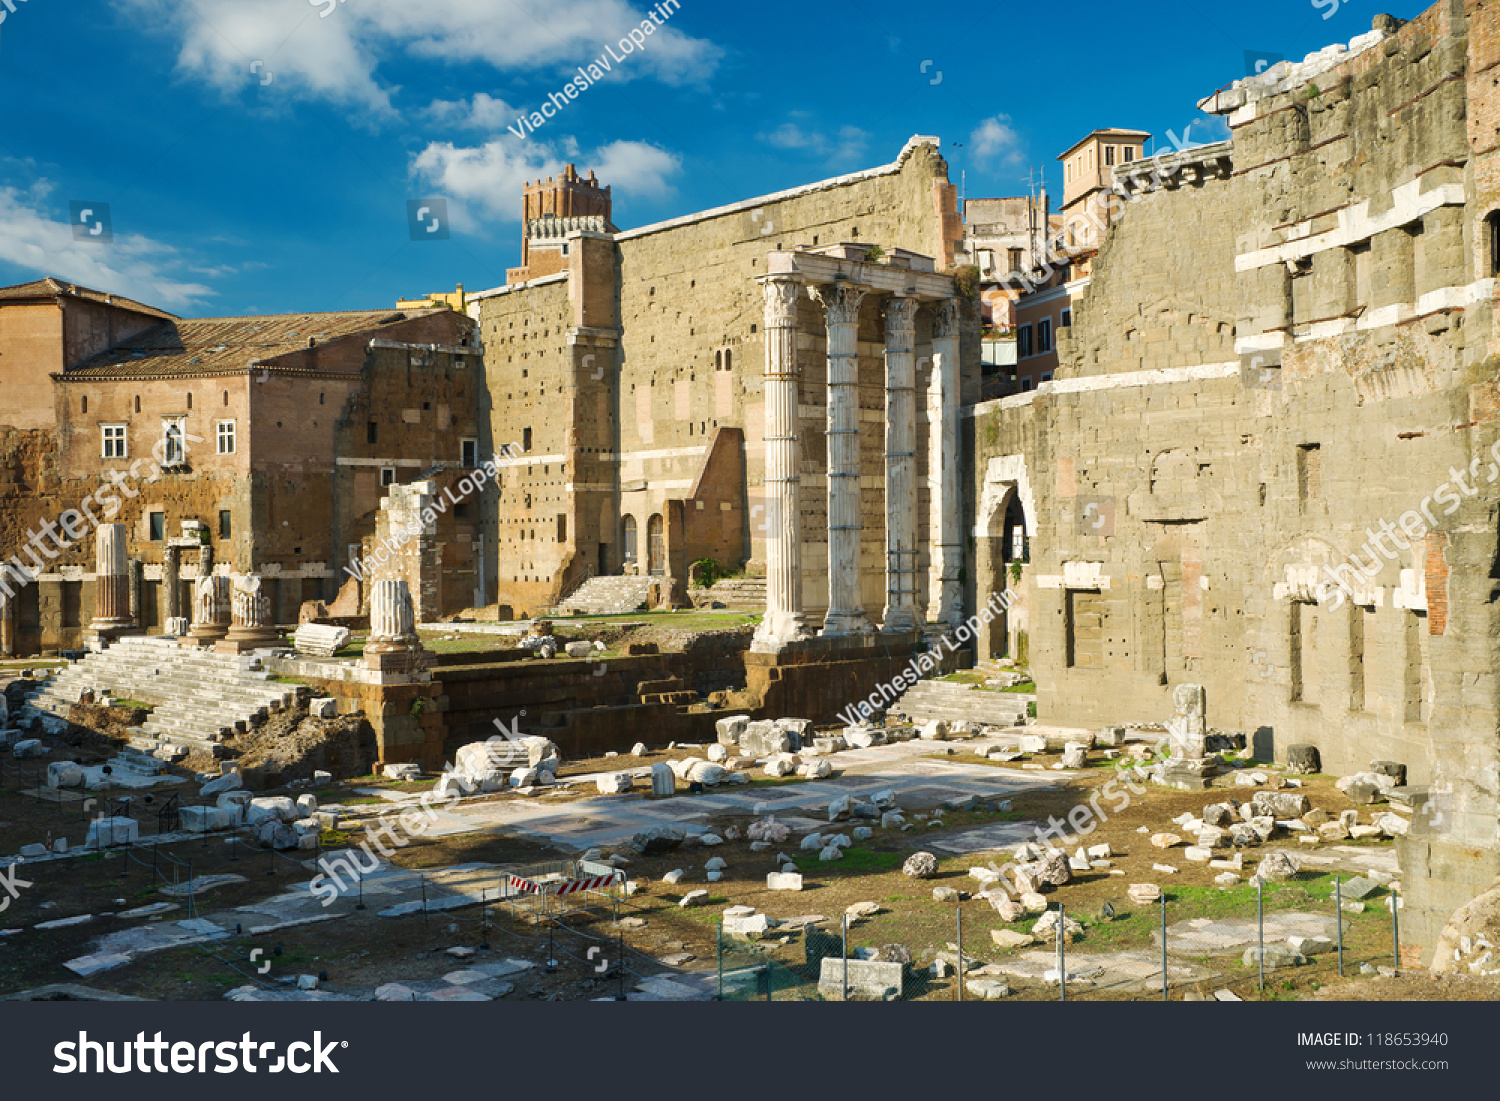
left=388, top=731, right=1071, bottom=852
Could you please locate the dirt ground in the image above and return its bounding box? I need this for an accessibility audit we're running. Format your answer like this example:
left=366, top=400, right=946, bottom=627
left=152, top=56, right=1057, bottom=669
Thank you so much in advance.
left=0, top=729, right=1469, bottom=1002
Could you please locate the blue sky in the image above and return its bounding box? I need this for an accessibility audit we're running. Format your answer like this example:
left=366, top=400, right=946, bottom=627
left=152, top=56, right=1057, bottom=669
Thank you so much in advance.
left=0, top=0, right=1427, bottom=317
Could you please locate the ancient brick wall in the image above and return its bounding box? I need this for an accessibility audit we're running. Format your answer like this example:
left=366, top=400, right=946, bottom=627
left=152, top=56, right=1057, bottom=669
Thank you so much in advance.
left=969, top=0, right=1500, bottom=954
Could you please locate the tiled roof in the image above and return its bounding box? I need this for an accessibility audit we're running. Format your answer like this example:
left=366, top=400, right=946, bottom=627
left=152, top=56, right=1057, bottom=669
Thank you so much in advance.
left=60, top=309, right=434, bottom=380
left=0, top=277, right=177, bottom=321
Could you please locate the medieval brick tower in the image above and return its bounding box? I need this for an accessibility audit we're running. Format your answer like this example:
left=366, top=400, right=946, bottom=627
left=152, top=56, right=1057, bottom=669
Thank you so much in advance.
left=507, top=165, right=614, bottom=283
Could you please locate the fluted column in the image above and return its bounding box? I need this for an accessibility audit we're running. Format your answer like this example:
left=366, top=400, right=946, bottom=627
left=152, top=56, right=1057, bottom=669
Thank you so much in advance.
left=882, top=296, right=921, bottom=634
left=190, top=574, right=231, bottom=646
left=751, top=274, right=813, bottom=653
left=811, top=282, right=873, bottom=637
left=88, top=523, right=133, bottom=644
left=216, top=573, right=279, bottom=653
left=364, top=578, right=431, bottom=672
left=926, top=298, right=964, bottom=628
left=162, top=545, right=182, bottom=623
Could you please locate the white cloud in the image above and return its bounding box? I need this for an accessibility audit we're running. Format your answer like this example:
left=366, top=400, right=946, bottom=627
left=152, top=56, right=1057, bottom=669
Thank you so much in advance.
left=117, top=0, right=721, bottom=114
left=410, top=136, right=680, bottom=228
left=0, top=182, right=214, bottom=312
left=759, top=120, right=869, bottom=162
left=590, top=140, right=680, bottom=198
left=425, top=93, right=519, bottom=131
left=970, top=114, right=1025, bottom=168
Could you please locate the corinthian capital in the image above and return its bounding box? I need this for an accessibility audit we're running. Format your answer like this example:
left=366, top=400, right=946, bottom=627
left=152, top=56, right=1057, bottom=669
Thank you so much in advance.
left=810, top=282, right=867, bottom=327
left=761, top=276, right=803, bottom=328
left=884, top=295, right=919, bottom=334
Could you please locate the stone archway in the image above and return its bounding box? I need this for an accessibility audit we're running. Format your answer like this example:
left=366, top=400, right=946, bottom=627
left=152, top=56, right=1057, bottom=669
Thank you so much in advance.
left=974, top=455, right=1037, bottom=660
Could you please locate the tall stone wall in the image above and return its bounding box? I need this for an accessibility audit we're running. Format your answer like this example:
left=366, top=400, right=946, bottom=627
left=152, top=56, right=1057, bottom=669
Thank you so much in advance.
left=969, top=0, right=1500, bottom=955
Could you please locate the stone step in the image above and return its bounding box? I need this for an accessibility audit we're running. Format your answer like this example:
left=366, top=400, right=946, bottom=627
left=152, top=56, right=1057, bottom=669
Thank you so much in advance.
left=555, top=575, right=655, bottom=615
left=20, top=637, right=296, bottom=751
left=130, top=726, right=225, bottom=758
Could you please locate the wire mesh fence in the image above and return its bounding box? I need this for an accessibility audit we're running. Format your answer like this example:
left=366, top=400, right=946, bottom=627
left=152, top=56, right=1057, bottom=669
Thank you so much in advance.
left=713, top=865, right=1406, bottom=1002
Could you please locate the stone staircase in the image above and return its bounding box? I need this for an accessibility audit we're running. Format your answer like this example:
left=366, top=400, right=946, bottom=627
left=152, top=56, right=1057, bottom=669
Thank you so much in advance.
left=21, top=635, right=307, bottom=760
left=695, top=577, right=766, bottom=610
left=890, top=678, right=1030, bottom=727
left=553, top=575, right=655, bottom=616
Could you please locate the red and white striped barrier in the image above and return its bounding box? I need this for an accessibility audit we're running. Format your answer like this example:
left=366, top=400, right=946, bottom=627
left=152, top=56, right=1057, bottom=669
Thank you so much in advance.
left=508, top=869, right=623, bottom=896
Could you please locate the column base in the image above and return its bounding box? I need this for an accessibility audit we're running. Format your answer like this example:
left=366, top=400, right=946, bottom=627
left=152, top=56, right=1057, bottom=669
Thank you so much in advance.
left=881, top=607, right=923, bottom=634
left=87, top=621, right=135, bottom=648
left=216, top=626, right=281, bottom=654
left=751, top=612, right=815, bottom=654
left=363, top=639, right=434, bottom=674
left=190, top=624, right=230, bottom=647
left=820, top=611, right=876, bottom=638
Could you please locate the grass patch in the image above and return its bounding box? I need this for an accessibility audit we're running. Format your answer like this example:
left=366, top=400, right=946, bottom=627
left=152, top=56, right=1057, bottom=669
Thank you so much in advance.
left=830, top=848, right=904, bottom=874
left=108, top=698, right=154, bottom=711
left=999, top=681, right=1036, bottom=693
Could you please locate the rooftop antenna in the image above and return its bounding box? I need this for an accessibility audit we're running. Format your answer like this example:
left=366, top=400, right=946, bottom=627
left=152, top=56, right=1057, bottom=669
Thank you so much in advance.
left=1026, top=166, right=1043, bottom=269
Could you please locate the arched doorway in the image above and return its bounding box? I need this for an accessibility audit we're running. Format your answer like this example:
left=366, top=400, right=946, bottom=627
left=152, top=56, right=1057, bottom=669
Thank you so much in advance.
left=976, top=455, right=1037, bottom=661
left=647, top=514, right=665, bottom=576
left=622, top=515, right=638, bottom=571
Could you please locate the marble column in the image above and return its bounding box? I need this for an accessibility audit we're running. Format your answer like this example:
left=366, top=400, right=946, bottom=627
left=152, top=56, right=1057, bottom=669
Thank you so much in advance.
left=0, top=590, right=13, bottom=657
left=926, top=298, right=964, bottom=628
left=811, top=282, right=873, bottom=637
left=882, top=296, right=922, bottom=634
left=190, top=574, right=231, bottom=646
left=216, top=573, right=279, bottom=653
left=163, top=545, right=182, bottom=624
left=364, top=578, right=431, bottom=672
left=751, top=274, right=813, bottom=653
left=88, top=523, right=133, bottom=644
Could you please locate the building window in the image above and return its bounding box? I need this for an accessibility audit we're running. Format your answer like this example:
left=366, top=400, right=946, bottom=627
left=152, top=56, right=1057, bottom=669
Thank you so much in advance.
left=102, top=424, right=127, bottom=459
left=186, top=392, right=193, bottom=410
left=523, top=427, right=533, bottom=452
left=1019, top=376, right=1032, bottom=391
left=367, top=420, right=378, bottom=445
left=148, top=511, right=165, bottom=541
left=216, top=420, right=236, bottom=455
left=1488, top=211, right=1500, bottom=275
left=1122, top=147, right=1135, bottom=163
left=1105, top=145, right=1116, bottom=166
left=135, top=395, right=141, bottom=413
left=1038, top=318, right=1053, bottom=353
left=1061, top=308, right=1072, bottom=328
left=977, top=249, right=993, bottom=273
left=1018, top=324, right=1033, bottom=358
left=81, top=395, right=87, bottom=414
left=219, top=510, right=232, bottom=539
left=557, top=513, right=567, bottom=543
left=461, top=438, right=478, bottom=468
left=161, top=418, right=186, bottom=466
left=381, top=467, right=396, bottom=487
left=1041, top=371, right=1054, bottom=383
left=1007, top=248, right=1022, bottom=272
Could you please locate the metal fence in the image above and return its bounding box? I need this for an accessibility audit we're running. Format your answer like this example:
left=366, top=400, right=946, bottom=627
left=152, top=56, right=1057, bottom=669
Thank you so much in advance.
left=716, top=866, right=1406, bottom=1002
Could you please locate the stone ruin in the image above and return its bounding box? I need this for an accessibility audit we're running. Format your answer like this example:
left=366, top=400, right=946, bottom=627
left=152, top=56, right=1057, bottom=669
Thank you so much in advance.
left=1158, top=683, right=1223, bottom=792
